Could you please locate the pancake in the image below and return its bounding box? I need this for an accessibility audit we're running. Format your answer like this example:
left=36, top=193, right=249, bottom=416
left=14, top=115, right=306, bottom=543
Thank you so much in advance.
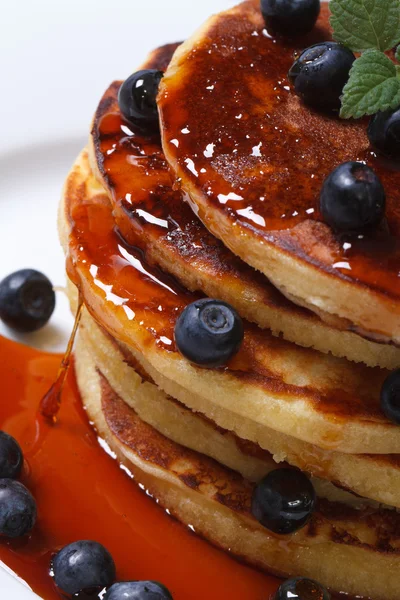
left=75, top=334, right=400, bottom=600
left=89, top=62, right=400, bottom=370
left=78, top=315, right=372, bottom=508
left=158, top=1, right=400, bottom=345
left=74, top=298, right=400, bottom=508
left=60, top=149, right=400, bottom=455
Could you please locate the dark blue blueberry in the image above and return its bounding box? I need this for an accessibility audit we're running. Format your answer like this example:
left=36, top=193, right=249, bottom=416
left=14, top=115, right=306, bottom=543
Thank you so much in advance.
left=261, top=0, right=320, bottom=35
left=175, top=299, right=244, bottom=368
left=0, top=432, right=23, bottom=479
left=368, top=108, right=400, bottom=160
left=0, top=479, right=36, bottom=538
left=381, top=369, right=400, bottom=425
left=275, top=577, right=330, bottom=599
left=104, top=581, right=173, bottom=600
left=118, top=70, right=163, bottom=130
left=0, top=269, right=55, bottom=333
left=52, top=540, right=116, bottom=595
left=320, top=162, right=386, bottom=232
left=288, top=42, right=355, bottom=111
left=251, top=469, right=316, bottom=534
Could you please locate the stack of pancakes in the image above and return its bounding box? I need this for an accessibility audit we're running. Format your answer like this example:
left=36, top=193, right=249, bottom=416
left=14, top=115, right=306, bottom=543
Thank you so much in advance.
left=59, top=2, right=400, bottom=598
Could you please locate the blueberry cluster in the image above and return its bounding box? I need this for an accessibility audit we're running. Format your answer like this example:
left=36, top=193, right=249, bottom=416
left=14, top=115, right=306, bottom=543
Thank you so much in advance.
left=286, top=39, right=389, bottom=236
left=260, top=1, right=400, bottom=238
left=287, top=35, right=394, bottom=235
left=0, top=431, right=37, bottom=538
left=0, top=433, right=173, bottom=597
left=52, top=540, right=173, bottom=599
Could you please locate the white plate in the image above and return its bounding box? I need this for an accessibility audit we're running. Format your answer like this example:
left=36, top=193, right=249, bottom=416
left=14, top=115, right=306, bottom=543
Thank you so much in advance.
left=0, top=0, right=235, bottom=596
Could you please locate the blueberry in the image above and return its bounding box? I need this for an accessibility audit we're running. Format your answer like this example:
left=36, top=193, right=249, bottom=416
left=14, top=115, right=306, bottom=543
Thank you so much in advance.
left=368, top=108, right=400, bottom=160
left=175, top=299, right=244, bottom=368
left=0, top=480, right=36, bottom=538
left=0, top=432, right=23, bottom=479
left=104, top=581, right=173, bottom=600
left=118, top=70, right=163, bottom=130
left=251, top=469, right=316, bottom=534
left=261, top=0, right=320, bottom=36
left=52, top=540, right=116, bottom=595
left=275, top=577, right=330, bottom=599
left=288, top=42, right=355, bottom=111
left=0, top=269, right=55, bottom=333
left=320, top=162, right=385, bottom=233
left=381, top=369, right=400, bottom=425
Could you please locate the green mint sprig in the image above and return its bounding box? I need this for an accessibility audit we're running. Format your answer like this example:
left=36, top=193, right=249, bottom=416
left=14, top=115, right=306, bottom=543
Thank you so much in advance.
left=340, top=49, right=400, bottom=118
left=330, top=0, right=400, bottom=52
left=330, top=0, right=400, bottom=118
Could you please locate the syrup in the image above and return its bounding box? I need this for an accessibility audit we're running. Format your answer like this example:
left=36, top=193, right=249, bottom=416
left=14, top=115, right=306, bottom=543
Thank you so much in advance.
left=0, top=333, right=278, bottom=599
left=93, top=58, right=300, bottom=320
left=84, top=35, right=390, bottom=427
left=158, top=2, right=400, bottom=299
left=68, top=153, right=389, bottom=423
left=40, top=297, right=83, bottom=422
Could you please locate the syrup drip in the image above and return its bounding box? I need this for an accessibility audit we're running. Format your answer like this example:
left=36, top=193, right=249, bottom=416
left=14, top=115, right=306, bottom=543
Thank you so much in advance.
left=40, top=297, right=83, bottom=422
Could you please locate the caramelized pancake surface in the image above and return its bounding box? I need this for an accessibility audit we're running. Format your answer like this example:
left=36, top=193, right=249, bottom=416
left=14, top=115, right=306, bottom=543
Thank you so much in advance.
left=75, top=335, right=400, bottom=600
left=60, top=149, right=400, bottom=454
left=90, top=75, right=400, bottom=369
left=159, top=1, right=400, bottom=343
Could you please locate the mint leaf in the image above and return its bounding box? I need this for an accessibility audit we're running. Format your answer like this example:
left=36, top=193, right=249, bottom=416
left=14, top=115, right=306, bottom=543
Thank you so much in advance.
left=340, top=49, right=400, bottom=118
left=396, top=45, right=400, bottom=61
left=330, top=0, right=400, bottom=52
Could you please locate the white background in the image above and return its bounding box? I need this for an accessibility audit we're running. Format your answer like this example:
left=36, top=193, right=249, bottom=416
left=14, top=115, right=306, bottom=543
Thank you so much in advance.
left=0, top=0, right=234, bottom=596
